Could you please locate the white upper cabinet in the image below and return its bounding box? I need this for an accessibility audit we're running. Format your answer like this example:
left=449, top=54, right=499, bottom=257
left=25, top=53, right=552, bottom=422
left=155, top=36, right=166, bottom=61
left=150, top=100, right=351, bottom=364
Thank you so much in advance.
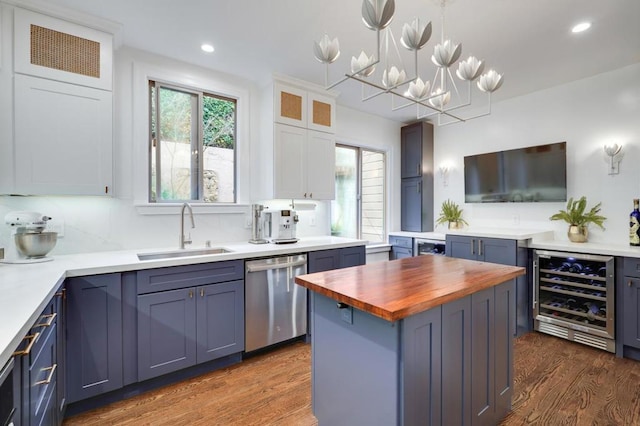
left=13, top=8, right=113, bottom=90
left=273, top=123, right=335, bottom=200
left=255, top=78, right=337, bottom=201
left=1, top=6, right=115, bottom=196
left=274, top=81, right=335, bottom=134
left=14, top=74, right=112, bottom=195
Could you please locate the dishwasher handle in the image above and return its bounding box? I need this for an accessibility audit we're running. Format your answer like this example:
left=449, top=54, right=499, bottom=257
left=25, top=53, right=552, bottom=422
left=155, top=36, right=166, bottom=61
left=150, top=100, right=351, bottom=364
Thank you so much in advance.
left=246, top=258, right=307, bottom=273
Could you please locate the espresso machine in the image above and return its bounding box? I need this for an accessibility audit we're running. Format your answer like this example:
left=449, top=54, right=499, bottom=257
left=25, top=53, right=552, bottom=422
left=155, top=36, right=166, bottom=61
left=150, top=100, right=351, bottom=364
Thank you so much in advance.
left=266, top=209, right=299, bottom=244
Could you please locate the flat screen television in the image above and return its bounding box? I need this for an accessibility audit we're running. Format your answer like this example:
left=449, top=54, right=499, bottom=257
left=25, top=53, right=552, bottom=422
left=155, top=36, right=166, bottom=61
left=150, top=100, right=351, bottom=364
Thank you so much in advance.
left=464, top=142, right=567, bottom=203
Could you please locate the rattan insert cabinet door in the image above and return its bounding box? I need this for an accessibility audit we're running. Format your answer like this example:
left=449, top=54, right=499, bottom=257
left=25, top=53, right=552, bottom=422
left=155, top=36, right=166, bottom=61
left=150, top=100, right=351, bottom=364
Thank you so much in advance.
left=13, top=7, right=113, bottom=90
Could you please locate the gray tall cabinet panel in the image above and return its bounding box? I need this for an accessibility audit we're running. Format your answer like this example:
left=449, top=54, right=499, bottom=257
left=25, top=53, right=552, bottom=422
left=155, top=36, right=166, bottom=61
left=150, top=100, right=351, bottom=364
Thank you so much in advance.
left=400, top=122, right=434, bottom=232
left=66, top=274, right=123, bottom=403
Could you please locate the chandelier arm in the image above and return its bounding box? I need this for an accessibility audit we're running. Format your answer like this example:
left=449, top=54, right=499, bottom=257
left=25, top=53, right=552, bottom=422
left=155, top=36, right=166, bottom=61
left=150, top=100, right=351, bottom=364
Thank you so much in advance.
left=347, top=73, right=466, bottom=122
left=362, top=77, right=416, bottom=102
left=325, top=56, right=382, bottom=90
left=447, top=68, right=461, bottom=99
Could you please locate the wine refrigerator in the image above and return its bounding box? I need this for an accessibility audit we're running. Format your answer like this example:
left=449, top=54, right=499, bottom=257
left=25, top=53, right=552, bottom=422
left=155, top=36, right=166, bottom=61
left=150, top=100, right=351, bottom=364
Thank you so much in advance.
left=533, top=249, right=615, bottom=353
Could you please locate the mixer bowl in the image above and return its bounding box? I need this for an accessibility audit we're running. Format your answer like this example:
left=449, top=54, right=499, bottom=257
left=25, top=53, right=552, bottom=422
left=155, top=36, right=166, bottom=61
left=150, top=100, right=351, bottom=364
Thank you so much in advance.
left=14, top=232, right=57, bottom=258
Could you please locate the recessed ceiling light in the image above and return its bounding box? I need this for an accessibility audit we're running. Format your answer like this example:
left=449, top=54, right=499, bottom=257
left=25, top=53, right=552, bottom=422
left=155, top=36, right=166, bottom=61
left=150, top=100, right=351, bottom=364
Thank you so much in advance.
left=201, top=44, right=215, bottom=53
left=571, top=22, right=591, bottom=33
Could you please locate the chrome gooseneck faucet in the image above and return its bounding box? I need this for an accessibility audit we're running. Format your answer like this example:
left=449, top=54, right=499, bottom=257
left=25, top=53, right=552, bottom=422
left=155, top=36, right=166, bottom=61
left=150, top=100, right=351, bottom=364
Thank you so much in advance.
left=180, top=202, right=195, bottom=249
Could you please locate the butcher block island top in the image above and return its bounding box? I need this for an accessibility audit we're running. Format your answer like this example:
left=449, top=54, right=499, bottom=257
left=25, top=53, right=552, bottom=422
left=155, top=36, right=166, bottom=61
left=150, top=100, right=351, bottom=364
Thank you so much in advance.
left=295, top=254, right=525, bottom=322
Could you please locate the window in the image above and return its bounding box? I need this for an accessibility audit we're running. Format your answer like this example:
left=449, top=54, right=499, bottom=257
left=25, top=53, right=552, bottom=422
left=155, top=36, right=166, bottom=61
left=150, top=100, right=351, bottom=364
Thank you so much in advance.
left=331, top=145, right=386, bottom=243
left=149, top=81, right=236, bottom=203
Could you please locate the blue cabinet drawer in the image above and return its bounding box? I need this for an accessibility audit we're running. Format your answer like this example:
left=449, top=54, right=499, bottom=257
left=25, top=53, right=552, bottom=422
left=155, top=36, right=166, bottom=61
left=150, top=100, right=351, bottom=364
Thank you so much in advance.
left=28, top=321, right=57, bottom=426
left=137, top=260, right=244, bottom=294
left=389, top=236, right=412, bottom=249
left=624, top=257, right=640, bottom=278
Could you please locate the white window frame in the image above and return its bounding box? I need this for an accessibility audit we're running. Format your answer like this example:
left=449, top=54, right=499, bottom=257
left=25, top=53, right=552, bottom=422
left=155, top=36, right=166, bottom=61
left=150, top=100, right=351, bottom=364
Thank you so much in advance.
left=132, top=61, right=250, bottom=214
left=333, top=142, right=388, bottom=243
left=149, top=80, right=237, bottom=204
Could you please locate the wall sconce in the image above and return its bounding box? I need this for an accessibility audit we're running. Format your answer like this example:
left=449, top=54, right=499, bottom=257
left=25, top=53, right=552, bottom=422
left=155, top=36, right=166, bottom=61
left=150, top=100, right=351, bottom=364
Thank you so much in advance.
left=439, top=165, right=450, bottom=187
left=603, top=143, right=623, bottom=175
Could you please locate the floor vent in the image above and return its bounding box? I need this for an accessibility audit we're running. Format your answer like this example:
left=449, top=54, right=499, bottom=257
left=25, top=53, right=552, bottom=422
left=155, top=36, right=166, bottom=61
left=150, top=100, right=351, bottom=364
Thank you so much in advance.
left=574, top=332, right=609, bottom=351
left=537, top=322, right=568, bottom=339
left=535, top=320, right=615, bottom=353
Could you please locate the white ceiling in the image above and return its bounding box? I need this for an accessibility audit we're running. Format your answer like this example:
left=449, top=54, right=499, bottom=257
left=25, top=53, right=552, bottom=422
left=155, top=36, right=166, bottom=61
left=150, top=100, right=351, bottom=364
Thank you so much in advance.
left=41, top=0, right=640, bottom=123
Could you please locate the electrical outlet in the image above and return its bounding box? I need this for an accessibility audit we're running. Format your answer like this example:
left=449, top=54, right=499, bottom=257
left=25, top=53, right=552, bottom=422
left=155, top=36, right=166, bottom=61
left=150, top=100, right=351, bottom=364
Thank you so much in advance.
left=340, top=306, right=353, bottom=324
left=245, top=215, right=253, bottom=229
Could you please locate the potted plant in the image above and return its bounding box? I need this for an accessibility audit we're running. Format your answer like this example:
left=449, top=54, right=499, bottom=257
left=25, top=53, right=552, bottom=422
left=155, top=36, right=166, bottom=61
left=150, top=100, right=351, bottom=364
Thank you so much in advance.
left=549, top=196, right=606, bottom=243
left=436, top=199, right=468, bottom=229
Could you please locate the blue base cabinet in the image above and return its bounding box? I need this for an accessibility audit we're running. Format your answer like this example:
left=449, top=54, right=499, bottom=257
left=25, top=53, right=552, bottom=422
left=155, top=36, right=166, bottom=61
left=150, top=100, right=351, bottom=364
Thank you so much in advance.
left=12, top=284, right=65, bottom=425
left=389, top=236, right=413, bottom=260
left=137, top=262, right=245, bottom=381
left=307, top=246, right=366, bottom=273
left=620, top=257, right=640, bottom=360
left=66, top=274, right=123, bottom=404
left=311, top=279, right=515, bottom=426
left=446, top=234, right=531, bottom=336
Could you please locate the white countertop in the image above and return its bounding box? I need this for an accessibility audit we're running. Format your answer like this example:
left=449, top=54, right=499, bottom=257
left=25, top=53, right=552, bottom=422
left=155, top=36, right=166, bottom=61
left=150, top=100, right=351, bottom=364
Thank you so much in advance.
left=389, top=227, right=640, bottom=258
left=0, top=236, right=365, bottom=369
left=388, top=231, right=446, bottom=240
left=528, top=239, right=640, bottom=258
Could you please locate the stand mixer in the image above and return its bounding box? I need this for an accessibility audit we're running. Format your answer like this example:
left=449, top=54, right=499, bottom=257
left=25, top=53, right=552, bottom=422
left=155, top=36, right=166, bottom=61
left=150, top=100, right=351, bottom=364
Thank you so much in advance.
left=3, top=211, right=57, bottom=263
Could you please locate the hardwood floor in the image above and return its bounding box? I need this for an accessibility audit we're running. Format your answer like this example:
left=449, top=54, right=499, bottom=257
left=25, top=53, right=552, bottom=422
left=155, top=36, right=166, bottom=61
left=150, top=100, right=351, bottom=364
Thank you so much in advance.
left=64, top=333, right=640, bottom=425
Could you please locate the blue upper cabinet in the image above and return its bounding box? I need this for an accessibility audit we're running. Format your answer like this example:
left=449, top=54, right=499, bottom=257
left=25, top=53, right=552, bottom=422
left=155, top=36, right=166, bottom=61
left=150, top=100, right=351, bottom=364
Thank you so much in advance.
left=400, top=122, right=433, bottom=232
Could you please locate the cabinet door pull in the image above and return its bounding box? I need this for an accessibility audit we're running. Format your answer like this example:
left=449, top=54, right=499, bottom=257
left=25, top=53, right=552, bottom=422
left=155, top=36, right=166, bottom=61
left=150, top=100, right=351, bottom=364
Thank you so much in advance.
left=189, top=290, right=194, bottom=299
left=35, top=364, right=57, bottom=385
left=33, top=313, right=57, bottom=328
left=200, top=288, right=205, bottom=297
left=417, top=181, right=421, bottom=193
left=471, top=239, right=476, bottom=256
left=629, top=281, right=633, bottom=287
left=13, top=332, right=40, bottom=356
left=303, top=192, right=307, bottom=198
left=416, top=163, right=421, bottom=176
left=55, top=289, right=66, bottom=299
left=309, top=192, right=312, bottom=198
left=478, top=239, right=483, bottom=257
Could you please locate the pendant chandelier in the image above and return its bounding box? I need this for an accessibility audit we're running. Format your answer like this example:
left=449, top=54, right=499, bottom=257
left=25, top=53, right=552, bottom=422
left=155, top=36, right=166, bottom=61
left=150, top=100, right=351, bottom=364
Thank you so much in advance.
left=313, top=0, right=504, bottom=125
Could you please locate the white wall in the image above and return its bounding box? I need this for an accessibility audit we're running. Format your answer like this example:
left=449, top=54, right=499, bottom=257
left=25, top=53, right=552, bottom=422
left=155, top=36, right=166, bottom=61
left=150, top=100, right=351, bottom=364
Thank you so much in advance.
left=0, top=47, right=402, bottom=254
left=433, top=63, right=640, bottom=244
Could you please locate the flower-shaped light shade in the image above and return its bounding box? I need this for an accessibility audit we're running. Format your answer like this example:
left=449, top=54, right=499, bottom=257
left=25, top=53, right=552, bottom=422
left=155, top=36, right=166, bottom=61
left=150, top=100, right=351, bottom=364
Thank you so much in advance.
left=400, top=19, right=432, bottom=51
left=361, top=0, right=395, bottom=31
left=382, top=66, right=406, bottom=88
left=456, top=56, right=485, bottom=81
left=351, top=51, right=377, bottom=77
left=407, top=77, right=431, bottom=100
left=477, top=69, right=504, bottom=93
left=428, top=88, right=451, bottom=109
left=431, top=40, right=462, bottom=68
left=313, top=34, right=341, bottom=64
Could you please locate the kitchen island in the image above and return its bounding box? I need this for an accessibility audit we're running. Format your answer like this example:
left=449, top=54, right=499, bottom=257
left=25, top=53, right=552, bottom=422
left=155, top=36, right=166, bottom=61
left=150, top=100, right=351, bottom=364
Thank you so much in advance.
left=295, top=254, right=525, bottom=426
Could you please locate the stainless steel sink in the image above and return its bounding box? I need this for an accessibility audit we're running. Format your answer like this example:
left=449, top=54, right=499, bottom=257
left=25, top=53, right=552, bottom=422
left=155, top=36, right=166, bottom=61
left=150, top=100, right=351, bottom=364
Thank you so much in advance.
left=137, top=247, right=232, bottom=261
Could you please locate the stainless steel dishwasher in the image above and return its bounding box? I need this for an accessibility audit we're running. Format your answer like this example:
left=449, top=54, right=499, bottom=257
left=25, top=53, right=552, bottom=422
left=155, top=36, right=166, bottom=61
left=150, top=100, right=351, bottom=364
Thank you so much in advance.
left=245, top=254, right=307, bottom=352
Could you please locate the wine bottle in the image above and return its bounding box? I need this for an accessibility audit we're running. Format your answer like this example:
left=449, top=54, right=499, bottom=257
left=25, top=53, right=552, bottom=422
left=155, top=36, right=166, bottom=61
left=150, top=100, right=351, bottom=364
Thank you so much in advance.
left=630, top=199, right=640, bottom=246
